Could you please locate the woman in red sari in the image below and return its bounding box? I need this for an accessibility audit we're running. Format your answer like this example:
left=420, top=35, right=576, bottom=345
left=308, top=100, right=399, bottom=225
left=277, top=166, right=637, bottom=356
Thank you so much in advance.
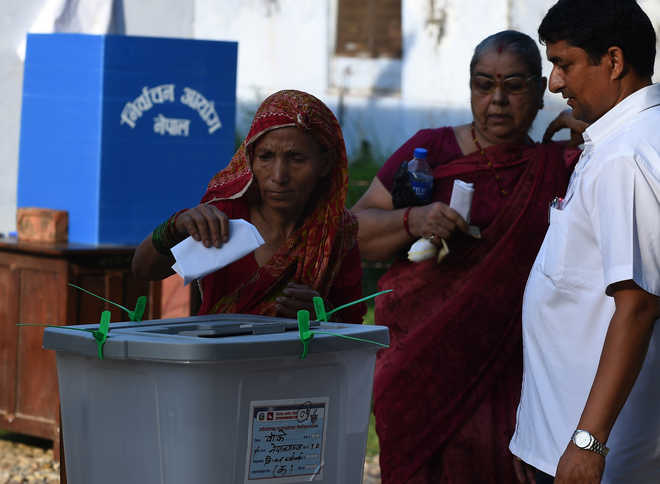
left=133, top=90, right=365, bottom=322
left=352, top=31, right=584, bottom=483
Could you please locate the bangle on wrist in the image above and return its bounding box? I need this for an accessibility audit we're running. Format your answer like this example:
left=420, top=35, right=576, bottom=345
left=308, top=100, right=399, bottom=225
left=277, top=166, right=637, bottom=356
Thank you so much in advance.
left=151, top=220, right=171, bottom=255
left=403, top=207, right=414, bottom=238
left=152, top=209, right=187, bottom=255
left=166, top=209, right=188, bottom=241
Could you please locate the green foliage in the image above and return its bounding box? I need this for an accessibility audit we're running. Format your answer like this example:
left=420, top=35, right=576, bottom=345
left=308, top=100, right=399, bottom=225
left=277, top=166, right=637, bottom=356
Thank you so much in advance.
left=362, top=305, right=375, bottom=325
left=346, top=140, right=384, bottom=209
left=366, top=411, right=380, bottom=457
left=346, top=139, right=390, bottom=328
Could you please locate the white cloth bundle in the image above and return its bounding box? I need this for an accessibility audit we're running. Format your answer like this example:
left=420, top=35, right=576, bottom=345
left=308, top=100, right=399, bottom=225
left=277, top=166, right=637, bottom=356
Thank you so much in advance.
left=408, top=237, right=450, bottom=262
left=408, top=180, right=477, bottom=263
left=171, top=219, right=265, bottom=285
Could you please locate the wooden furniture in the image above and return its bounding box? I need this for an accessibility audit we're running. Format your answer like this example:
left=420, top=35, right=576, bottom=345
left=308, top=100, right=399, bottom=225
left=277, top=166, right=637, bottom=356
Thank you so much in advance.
left=0, top=239, right=161, bottom=461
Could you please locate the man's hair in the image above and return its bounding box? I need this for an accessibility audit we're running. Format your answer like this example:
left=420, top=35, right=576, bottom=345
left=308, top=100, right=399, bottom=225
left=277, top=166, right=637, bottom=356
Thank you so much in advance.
left=470, top=30, right=542, bottom=78
left=539, top=0, right=656, bottom=77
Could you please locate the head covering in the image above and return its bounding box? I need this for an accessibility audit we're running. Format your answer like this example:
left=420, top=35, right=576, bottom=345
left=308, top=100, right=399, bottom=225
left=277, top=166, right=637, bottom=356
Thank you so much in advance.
left=202, top=89, right=348, bottom=205
left=199, top=90, right=357, bottom=315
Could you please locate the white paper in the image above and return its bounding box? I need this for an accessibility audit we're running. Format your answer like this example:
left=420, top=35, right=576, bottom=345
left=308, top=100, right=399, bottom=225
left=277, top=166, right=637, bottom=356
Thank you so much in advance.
left=449, top=179, right=474, bottom=223
left=171, top=219, right=265, bottom=285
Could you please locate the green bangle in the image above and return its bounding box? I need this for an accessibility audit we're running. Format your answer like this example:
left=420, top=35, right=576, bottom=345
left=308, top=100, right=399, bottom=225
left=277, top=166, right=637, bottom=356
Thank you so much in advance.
left=151, top=209, right=187, bottom=255
left=152, top=219, right=172, bottom=255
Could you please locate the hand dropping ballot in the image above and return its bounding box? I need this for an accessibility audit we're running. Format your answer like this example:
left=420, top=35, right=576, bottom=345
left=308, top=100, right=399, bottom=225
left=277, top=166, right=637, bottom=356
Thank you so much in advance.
left=171, top=219, right=265, bottom=285
left=408, top=180, right=480, bottom=263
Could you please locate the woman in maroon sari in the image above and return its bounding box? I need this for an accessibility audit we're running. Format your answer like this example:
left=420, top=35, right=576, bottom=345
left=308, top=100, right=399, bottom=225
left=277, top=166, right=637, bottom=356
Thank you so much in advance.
left=133, top=90, right=365, bottom=322
left=352, top=31, right=583, bottom=483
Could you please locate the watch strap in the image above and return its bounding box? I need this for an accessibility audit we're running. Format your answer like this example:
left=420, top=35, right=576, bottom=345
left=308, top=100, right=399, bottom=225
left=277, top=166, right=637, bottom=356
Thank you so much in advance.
left=572, top=429, right=610, bottom=457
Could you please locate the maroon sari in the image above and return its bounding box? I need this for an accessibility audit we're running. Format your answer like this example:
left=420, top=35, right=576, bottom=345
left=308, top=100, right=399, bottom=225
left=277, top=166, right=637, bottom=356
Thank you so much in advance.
left=374, top=128, right=577, bottom=483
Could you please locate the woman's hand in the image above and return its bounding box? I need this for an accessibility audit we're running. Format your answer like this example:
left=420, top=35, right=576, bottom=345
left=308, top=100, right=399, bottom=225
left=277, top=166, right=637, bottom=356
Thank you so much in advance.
left=409, top=203, right=469, bottom=244
left=276, top=282, right=321, bottom=318
left=543, top=109, right=588, bottom=147
left=174, top=204, right=230, bottom=248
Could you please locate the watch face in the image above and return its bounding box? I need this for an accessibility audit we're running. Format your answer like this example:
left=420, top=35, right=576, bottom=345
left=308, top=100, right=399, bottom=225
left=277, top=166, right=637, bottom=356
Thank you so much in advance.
left=574, top=430, right=592, bottom=448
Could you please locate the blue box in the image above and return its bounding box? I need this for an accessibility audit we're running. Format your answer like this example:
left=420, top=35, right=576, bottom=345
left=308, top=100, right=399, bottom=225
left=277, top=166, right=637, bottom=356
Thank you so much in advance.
left=17, top=33, right=237, bottom=245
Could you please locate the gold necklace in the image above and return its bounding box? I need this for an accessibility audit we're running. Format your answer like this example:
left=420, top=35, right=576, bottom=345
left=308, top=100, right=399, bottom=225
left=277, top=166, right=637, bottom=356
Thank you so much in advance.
left=471, top=123, right=508, bottom=197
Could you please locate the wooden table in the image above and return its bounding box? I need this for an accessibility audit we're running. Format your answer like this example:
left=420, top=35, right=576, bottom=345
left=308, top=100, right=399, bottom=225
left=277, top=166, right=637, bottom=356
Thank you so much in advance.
left=0, top=239, right=161, bottom=462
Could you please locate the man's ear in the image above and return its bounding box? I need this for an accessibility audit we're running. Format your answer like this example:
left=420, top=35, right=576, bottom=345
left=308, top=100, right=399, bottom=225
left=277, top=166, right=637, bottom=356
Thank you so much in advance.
left=607, top=46, right=626, bottom=80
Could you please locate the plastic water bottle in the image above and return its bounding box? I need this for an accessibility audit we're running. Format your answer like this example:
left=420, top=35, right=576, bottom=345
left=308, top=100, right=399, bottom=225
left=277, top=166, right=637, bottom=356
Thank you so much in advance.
left=407, top=147, right=433, bottom=203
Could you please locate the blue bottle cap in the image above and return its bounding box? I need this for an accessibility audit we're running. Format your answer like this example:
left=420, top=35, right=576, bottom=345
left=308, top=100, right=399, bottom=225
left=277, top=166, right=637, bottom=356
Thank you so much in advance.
left=413, top=147, right=428, bottom=159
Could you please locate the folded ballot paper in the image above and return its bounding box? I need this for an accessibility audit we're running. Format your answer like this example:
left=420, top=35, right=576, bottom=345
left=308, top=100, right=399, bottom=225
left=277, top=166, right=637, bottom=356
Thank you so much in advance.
left=171, top=219, right=265, bottom=285
left=408, top=179, right=480, bottom=263
left=449, top=179, right=475, bottom=223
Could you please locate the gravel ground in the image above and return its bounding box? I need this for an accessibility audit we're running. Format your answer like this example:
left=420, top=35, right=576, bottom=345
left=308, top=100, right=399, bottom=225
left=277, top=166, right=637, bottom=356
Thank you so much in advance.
left=0, top=436, right=59, bottom=484
left=0, top=435, right=380, bottom=484
left=363, top=455, right=382, bottom=483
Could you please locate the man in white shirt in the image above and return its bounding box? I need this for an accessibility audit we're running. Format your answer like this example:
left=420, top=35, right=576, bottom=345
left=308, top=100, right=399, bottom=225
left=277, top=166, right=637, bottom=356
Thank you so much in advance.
left=509, top=1, right=660, bottom=483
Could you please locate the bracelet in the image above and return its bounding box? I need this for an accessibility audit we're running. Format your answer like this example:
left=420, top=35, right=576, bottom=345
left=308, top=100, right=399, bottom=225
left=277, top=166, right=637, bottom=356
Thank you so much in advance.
left=167, top=209, right=188, bottom=241
left=152, top=209, right=187, bottom=255
left=403, top=207, right=414, bottom=238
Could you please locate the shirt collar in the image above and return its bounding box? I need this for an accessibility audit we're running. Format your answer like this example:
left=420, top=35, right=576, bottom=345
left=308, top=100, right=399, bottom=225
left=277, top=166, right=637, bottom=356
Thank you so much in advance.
left=583, top=83, right=660, bottom=147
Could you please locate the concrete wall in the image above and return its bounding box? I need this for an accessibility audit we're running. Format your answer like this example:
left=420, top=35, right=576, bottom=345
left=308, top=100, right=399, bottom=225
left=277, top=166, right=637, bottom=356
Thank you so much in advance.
left=2, top=0, right=660, bottom=234
left=0, top=1, right=44, bottom=235
left=208, top=0, right=564, bottom=160
left=212, top=0, right=660, bottom=159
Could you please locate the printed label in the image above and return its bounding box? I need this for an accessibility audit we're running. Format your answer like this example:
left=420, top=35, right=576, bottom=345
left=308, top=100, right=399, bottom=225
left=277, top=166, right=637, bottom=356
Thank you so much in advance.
left=410, top=179, right=432, bottom=201
left=119, top=84, right=222, bottom=135
left=245, top=398, right=328, bottom=482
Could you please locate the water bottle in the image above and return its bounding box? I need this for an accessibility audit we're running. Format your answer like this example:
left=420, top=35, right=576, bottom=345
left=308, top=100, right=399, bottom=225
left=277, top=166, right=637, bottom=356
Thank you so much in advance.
left=407, top=147, right=433, bottom=203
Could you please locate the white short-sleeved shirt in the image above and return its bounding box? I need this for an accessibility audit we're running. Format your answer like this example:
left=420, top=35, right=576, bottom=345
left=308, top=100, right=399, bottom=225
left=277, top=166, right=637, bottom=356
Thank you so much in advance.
left=509, top=84, right=660, bottom=483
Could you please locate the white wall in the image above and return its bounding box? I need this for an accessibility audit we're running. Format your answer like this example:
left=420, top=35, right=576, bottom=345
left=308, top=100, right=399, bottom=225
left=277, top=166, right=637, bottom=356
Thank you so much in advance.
left=0, top=0, right=44, bottom=236
left=218, top=0, right=660, bottom=159
left=121, top=0, right=193, bottom=38
left=207, top=0, right=573, bottom=161
left=194, top=0, right=332, bottom=138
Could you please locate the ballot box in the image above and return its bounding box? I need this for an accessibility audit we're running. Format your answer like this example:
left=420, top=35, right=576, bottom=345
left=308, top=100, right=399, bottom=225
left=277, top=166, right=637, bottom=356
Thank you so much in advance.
left=43, top=314, right=388, bottom=483
left=17, top=33, right=237, bottom=244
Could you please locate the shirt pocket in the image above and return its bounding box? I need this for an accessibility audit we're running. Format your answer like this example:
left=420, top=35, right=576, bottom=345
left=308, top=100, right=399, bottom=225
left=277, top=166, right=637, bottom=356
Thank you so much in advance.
left=540, top=206, right=602, bottom=290
left=540, top=207, right=574, bottom=288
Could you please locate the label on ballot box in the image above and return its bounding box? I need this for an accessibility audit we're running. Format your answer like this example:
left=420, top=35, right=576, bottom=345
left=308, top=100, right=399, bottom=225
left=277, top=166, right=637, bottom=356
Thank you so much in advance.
left=18, top=33, right=237, bottom=245
left=246, top=398, right=329, bottom=482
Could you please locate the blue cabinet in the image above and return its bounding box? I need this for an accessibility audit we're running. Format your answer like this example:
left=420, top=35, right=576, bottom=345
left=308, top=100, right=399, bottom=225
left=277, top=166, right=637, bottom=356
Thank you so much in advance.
left=18, top=33, right=237, bottom=244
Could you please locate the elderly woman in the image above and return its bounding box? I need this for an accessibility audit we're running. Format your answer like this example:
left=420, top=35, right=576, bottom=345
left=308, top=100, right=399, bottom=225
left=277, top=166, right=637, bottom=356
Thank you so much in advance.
left=133, top=90, right=365, bottom=322
left=352, top=31, right=583, bottom=483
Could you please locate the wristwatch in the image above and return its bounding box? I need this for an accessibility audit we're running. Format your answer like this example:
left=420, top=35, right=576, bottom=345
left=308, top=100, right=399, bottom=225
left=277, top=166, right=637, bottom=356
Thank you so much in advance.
left=572, top=429, right=609, bottom=456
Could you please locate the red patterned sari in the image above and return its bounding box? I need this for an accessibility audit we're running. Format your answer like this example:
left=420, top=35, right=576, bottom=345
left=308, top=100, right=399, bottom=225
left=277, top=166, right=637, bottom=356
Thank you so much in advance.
left=196, top=90, right=364, bottom=322
left=374, top=128, right=577, bottom=483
